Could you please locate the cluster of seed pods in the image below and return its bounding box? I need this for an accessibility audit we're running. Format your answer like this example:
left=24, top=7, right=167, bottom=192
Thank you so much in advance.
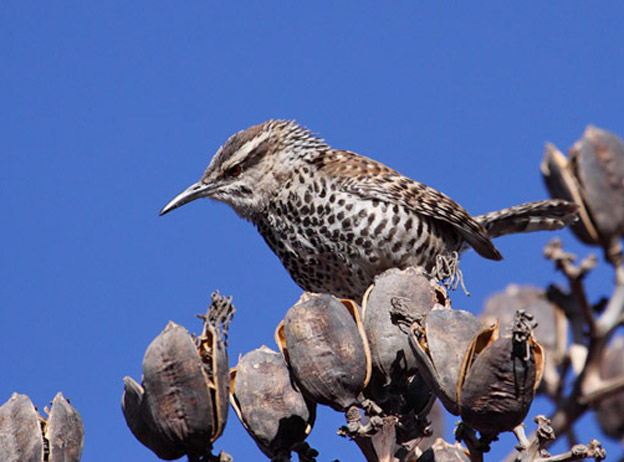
left=409, top=302, right=544, bottom=441
left=541, top=125, right=624, bottom=449
left=121, top=272, right=550, bottom=461
left=230, top=267, right=547, bottom=460
left=0, top=392, right=84, bottom=462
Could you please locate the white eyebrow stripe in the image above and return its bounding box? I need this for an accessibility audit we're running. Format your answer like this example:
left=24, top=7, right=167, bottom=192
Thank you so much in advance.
left=228, top=131, right=270, bottom=165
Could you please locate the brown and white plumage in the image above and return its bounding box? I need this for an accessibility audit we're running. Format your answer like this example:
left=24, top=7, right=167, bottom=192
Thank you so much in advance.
left=161, top=120, right=578, bottom=300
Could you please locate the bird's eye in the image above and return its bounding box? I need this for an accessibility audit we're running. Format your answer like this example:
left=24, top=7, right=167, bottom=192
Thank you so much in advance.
left=227, top=165, right=242, bottom=177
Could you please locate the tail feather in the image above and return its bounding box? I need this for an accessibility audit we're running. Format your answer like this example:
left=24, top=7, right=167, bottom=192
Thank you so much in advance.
left=475, top=199, right=578, bottom=239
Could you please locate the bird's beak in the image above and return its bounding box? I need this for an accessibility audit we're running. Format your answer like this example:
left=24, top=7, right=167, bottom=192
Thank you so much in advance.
left=159, top=181, right=215, bottom=216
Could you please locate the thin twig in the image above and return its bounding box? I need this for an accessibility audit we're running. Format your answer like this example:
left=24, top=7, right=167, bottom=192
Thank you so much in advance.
left=535, top=439, right=605, bottom=461
left=455, top=423, right=487, bottom=462
left=509, top=416, right=605, bottom=462
left=579, top=376, right=624, bottom=406
left=596, top=280, right=624, bottom=336
left=544, top=239, right=598, bottom=336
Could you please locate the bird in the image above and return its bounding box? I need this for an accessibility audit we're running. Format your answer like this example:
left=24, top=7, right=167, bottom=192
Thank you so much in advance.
left=160, top=120, right=578, bottom=301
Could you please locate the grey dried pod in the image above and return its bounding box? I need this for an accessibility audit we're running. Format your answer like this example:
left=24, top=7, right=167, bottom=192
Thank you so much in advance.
left=594, top=336, right=624, bottom=440
left=362, top=267, right=449, bottom=385
left=0, top=393, right=43, bottom=462
left=542, top=126, right=624, bottom=247
left=570, top=126, right=624, bottom=240
left=458, top=311, right=544, bottom=439
left=361, top=268, right=444, bottom=417
left=123, top=322, right=224, bottom=459
left=354, top=268, right=440, bottom=446
left=44, top=392, right=85, bottom=462
left=230, top=346, right=316, bottom=460
left=122, top=293, right=232, bottom=460
left=122, top=376, right=179, bottom=459
left=542, top=142, right=597, bottom=245
left=0, top=392, right=84, bottom=462
left=408, top=307, right=484, bottom=415
left=276, top=293, right=371, bottom=412
left=415, top=438, right=469, bottom=462
left=481, top=284, right=567, bottom=396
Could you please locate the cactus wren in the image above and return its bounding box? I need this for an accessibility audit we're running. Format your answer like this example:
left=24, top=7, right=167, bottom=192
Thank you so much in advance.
left=160, top=120, right=577, bottom=300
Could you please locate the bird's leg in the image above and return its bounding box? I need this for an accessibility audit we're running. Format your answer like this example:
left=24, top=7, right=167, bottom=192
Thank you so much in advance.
left=434, top=252, right=470, bottom=295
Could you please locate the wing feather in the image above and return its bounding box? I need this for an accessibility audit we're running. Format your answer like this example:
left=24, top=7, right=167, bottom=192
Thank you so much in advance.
left=313, top=150, right=502, bottom=260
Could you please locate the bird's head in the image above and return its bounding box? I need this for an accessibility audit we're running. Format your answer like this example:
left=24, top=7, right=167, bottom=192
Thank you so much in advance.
left=159, top=120, right=327, bottom=221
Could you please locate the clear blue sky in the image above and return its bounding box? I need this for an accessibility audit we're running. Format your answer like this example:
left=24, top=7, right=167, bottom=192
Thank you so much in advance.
left=2, top=2, right=623, bottom=461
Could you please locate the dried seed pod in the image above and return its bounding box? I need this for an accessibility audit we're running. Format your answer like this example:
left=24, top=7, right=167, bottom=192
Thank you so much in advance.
left=0, top=392, right=84, bottom=462
left=571, top=126, right=624, bottom=239
left=123, top=322, right=218, bottom=459
left=458, top=311, right=544, bottom=438
left=230, top=346, right=316, bottom=459
left=415, top=438, right=469, bottom=462
left=276, top=293, right=371, bottom=411
left=122, top=376, right=181, bottom=460
left=481, top=284, right=567, bottom=395
left=142, top=321, right=226, bottom=450
left=44, top=392, right=84, bottom=462
left=542, top=126, right=624, bottom=245
left=122, top=294, right=232, bottom=461
left=594, top=336, right=624, bottom=439
left=0, top=393, right=43, bottom=462
left=409, top=308, right=484, bottom=415
left=542, top=142, right=598, bottom=245
left=361, top=268, right=441, bottom=418
left=196, top=295, right=232, bottom=443
left=362, top=267, right=448, bottom=385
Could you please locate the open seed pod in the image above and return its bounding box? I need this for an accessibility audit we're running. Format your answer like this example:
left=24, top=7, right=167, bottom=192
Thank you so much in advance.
left=408, top=307, right=484, bottom=415
left=571, top=126, right=624, bottom=239
left=361, top=267, right=444, bottom=409
left=594, top=336, right=624, bottom=440
left=481, top=284, right=567, bottom=396
left=276, top=293, right=371, bottom=412
left=196, top=298, right=231, bottom=443
left=230, top=346, right=316, bottom=459
left=542, top=142, right=597, bottom=245
left=415, top=438, right=470, bottom=462
left=0, top=392, right=84, bottom=462
left=44, top=393, right=85, bottom=462
left=358, top=267, right=440, bottom=431
left=542, top=126, right=624, bottom=246
left=362, top=267, right=449, bottom=384
left=122, top=313, right=230, bottom=460
left=0, top=393, right=42, bottom=462
left=123, top=322, right=223, bottom=459
left=458, top=311, right=544, bottom=439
